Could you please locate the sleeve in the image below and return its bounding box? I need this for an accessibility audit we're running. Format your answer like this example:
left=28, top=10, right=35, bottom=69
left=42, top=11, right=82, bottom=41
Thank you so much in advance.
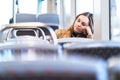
left=55, top=29, right=63, bottom=39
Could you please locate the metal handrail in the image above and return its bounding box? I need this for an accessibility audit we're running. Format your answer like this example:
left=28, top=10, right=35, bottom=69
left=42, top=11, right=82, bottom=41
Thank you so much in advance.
left=0, top=22, right=58, bottom=45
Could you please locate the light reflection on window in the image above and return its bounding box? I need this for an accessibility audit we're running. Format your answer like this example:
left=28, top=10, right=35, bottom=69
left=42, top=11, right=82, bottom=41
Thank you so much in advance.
left=0, top=0, right=12, bottom=26
left=111, top=0, right=120, bottom=40
left=19, top=0, right=37, bottom=14
left=76, top=0, right=93, bottom=15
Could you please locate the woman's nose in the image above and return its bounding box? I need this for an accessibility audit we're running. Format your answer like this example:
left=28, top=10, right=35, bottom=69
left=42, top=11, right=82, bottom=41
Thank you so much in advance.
left=78, top=22, right=82, bottom=27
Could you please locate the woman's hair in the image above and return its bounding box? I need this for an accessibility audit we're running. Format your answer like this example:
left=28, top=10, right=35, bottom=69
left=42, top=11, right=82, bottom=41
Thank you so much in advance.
left=72, top=12, right=94, bottom=34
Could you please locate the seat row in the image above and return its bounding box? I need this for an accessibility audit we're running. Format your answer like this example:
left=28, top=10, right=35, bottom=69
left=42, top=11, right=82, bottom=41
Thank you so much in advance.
left=0, top=22, right=120, bottom=80
left=15, top=13, right=60, bottom=30
left=0, top=40, right=120, bottom=80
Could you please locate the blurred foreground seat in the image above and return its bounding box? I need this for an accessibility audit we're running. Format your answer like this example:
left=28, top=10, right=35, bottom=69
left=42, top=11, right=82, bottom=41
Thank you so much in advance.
left=0, top=38, right=59, bottom=61
left=63, top=41, right=120, bottom=60
left=0, top=53, right=108, bottom=80
left=108, top=57, right=120, bottom=80
left=57, top=37, right=93, bottom=47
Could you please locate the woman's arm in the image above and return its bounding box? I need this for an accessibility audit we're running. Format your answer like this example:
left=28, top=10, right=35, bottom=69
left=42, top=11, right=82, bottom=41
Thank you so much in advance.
left=85, top=26, right=93, bottom=38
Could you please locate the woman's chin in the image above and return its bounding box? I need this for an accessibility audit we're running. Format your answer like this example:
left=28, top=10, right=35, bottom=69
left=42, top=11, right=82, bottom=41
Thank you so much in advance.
left=74, top=28, right=82, bottom=33
left=74, top=30, right=82, bottom=34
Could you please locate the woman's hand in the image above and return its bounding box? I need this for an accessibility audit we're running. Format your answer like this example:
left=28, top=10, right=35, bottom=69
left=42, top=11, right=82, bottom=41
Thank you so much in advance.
left=82, top=26, right=93, bottom=38
left=86, top=26, right=93, bottom=35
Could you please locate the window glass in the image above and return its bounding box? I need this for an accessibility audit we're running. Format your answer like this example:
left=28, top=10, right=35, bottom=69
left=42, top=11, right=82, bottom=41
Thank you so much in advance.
left=0, top=0, right=12, bottom=26
left=76, top=0, right=93, bottom=15
left=18, top=0, right=37, bottom=14
left=64, top=0, right=71, bottom=27
left=111, top=0, right=120, bottom=40
left=40, top=0, right=47, bottom=14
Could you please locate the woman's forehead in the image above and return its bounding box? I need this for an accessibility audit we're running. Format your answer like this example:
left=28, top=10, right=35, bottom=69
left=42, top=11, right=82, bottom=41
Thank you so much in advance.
left=77, top=15, right=89, bottom=23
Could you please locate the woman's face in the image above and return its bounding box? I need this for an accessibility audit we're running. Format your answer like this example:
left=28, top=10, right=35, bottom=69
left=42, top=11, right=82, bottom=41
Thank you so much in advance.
left=73, top=15, right=89, bottom=34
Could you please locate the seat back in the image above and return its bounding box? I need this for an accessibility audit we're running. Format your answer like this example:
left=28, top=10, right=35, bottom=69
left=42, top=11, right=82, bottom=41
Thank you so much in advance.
left=0, top=22, right=58, bottom=45
left=0, top=54, right=108, bottom=80
left=108, top=57, right=120, bottom=80
left=38, top=13, right=59, bottom=30
left=63, top=41, right=120, bottom=60
left=16, top=13, right=37, bottom=23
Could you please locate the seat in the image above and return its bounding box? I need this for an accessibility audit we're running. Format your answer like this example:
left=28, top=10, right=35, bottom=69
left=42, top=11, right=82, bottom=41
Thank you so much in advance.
left=108, top=57, right=120, bottom=80
left=57, top=37, right=94, bottom=46
left=0, top=22, right=58, bottom=45
left=16, top=13, right=37, bottom=23
left=63, top=41, right=120, bottom=60
left=0, top=52, right=108, bottom=80
left=38, top=13, right=59, bottom=30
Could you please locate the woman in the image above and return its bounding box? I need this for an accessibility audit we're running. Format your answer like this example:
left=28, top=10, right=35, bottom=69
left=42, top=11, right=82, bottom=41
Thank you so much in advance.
left=55, top=12, right=94, bottom=39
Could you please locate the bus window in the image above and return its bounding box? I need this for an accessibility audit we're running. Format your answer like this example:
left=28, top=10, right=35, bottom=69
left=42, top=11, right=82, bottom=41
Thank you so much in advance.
left=110, top=0, right=120, bottom=41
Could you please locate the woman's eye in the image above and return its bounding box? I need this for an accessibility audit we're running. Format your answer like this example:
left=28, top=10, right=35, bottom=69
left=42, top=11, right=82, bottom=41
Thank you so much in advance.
left=81, top=22, right=87, bottom=26
left=78, top=19, right=80, bottom=22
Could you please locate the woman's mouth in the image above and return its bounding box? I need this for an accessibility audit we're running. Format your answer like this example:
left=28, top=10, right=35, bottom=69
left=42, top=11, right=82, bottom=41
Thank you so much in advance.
left=75, top=27, right=82, bottom=33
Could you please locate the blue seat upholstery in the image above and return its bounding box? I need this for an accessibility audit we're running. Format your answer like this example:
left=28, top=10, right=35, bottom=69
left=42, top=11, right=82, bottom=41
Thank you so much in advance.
left=38, top=13, right=59, bottom=30
left=16, top=13, right=37, bottom=23
left=38, top=13, right=59, bottom=24
left=63, top=41, right=120, bottom=60
left=108, top=57, right=120, bottom=80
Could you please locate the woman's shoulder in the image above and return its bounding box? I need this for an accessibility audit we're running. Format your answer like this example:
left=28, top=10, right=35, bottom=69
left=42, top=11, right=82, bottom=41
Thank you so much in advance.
left=55, top=28, right=68, bottom=34
left=55, top=26, right=71, bottom=32
left=55, top=28, right=65, bottom=31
